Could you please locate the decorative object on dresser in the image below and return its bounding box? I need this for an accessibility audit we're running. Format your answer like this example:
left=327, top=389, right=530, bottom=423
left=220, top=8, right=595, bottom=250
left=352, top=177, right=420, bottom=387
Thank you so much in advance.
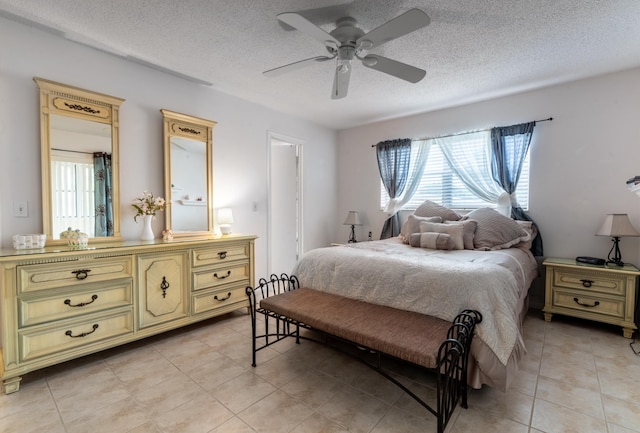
left=217, top=208, right=234, bottom=235
left=0, top=235, right=256, bottom=394
left=343, top=210, right=361, bottom=243
left=543, top=257, right=639, bottom=338
left=595, top=213, right=640, bottom=266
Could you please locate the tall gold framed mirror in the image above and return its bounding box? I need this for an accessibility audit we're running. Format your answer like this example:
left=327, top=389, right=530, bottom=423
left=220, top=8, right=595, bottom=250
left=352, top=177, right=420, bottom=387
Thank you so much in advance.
left=161, top=109, right=216, bottom=239
left=35, top=77, right=125, bottom=244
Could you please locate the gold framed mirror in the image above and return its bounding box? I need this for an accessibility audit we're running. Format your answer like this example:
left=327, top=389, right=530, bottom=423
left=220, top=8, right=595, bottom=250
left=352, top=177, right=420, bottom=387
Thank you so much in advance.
left=34, top=77, right=125, bottom=244
left=161, top=109, right=216, bottom=239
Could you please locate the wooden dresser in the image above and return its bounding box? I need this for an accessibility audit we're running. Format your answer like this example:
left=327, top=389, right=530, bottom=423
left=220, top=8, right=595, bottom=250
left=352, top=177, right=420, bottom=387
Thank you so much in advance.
left=0, top=235, right=255, bottom=394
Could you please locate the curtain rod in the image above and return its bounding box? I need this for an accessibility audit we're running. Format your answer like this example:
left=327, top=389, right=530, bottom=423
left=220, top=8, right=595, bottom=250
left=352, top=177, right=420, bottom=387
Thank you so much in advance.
left=51, top=148, right=98, bottom=155
left=371, top=117, right=553, bottom=147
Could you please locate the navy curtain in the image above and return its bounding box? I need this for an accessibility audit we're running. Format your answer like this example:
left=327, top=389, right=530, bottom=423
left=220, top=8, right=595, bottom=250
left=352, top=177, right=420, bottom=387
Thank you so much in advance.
left=490, top=122, right=543, bottom=255
left=94, top=152, right=113, bottom=237
left=376, top=138, right=412, bottom=239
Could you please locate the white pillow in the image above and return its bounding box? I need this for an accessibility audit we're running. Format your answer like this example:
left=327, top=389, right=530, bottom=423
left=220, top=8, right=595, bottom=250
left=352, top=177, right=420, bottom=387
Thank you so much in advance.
left=444, top=220, right=477, bottom=250
left=419, top=221, right=465, bottom=250
left=400, top=215, right=442, bottom=244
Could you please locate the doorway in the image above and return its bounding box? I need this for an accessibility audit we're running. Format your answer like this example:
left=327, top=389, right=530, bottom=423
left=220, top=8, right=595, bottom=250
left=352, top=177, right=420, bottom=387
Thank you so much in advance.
left=268, top=132, right=303, bottom=275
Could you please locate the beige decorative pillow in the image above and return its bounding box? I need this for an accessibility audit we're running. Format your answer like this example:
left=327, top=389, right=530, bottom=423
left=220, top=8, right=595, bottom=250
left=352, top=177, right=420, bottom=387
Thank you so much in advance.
left=413, top=200, right=461, bottom=221
left=419, top=221, right=465, bottom=250
left=463, top=208, right=528, bottom=250
left=445, top=220, right=477, bottom=250
left=399, top=215, right=442, bottom=244
left=409, top=232, right=455, bottom=250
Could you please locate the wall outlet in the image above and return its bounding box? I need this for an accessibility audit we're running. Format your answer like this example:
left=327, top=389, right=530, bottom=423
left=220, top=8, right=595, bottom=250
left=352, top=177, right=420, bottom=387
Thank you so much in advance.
left=14, top=201, right=28, bottom=217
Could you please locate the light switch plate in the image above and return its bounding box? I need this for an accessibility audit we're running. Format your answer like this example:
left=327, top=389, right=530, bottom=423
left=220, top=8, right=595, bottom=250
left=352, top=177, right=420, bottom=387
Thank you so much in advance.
left=13, top=201, right=28, bottom=217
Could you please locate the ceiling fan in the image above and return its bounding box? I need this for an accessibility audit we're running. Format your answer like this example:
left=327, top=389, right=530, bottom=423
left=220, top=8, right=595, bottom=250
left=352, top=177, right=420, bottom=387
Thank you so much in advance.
left=264, top=8, right=431, bottom=99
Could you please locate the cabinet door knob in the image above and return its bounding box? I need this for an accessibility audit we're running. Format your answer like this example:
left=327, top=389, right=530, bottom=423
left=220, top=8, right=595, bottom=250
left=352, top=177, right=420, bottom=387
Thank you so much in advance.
left=573, top=297, right=600, bottom=308
left=580, top=279, right=593, bottom=288
left=160, top=276, right=170, bottom=298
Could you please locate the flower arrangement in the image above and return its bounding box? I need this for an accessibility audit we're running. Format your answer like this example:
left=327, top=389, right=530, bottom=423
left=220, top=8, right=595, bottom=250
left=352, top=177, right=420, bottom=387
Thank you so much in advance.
left=132, top=191, right=167, bottom=222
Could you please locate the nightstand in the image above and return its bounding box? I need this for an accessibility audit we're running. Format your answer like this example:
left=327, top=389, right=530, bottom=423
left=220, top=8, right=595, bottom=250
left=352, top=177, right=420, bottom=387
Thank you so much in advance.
left=543, top=258, right=639, bottom=338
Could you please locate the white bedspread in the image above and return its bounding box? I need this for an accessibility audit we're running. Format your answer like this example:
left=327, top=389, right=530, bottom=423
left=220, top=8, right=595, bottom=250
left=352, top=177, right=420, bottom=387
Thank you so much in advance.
left=292, top=238, right=538, bottom=366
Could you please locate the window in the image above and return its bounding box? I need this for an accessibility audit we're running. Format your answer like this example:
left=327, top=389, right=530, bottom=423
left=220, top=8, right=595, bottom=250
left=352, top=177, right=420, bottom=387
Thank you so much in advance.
left=51, top=150, right=96, bottom=237
left=381, top=133, right=529, bottom=211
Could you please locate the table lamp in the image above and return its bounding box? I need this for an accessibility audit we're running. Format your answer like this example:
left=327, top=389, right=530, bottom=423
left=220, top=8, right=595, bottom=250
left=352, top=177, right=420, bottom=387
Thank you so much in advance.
left=596, top=213, right=640, bottom=266
left=343, top=211, right=361, bottom=243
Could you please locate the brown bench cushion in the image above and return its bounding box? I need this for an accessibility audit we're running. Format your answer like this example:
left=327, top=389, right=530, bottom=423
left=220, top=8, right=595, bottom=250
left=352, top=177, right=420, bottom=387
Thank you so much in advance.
left=260, top=287, right=452, bottom=369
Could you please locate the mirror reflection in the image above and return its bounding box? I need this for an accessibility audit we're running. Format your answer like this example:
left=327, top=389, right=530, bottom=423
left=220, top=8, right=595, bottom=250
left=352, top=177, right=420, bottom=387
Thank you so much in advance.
left=170, top=136, right=208, bottom=231
left=161, top=109, right=216, bottom=238
left=35, top=77, right=124, bottom=244
left=50, top=115, right=113, bottom=239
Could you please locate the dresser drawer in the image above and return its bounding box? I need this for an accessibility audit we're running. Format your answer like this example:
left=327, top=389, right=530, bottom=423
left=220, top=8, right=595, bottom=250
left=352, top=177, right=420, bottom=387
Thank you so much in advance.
left=18, top=279, right=133, bottom=327
left=19, top=309, right=133, bottom=362
left=551, top=268, right=626, bottom=296
left=192, top=242, right=250, bottom=267
left=17, top=256, right=133, bottom=294
left=192, top=285, right=248, bottom=315
left=193, top=262, right=250, bottom=291
left=551, top=289, right=625, bottom=319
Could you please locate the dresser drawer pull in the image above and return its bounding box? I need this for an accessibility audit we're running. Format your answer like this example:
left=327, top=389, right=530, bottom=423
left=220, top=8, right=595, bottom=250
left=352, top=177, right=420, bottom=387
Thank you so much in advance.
left=71, top=269, right=92, bottom=280
left=64, top=294, right=98, bottom=308
left=573, top=297, right=600, bottom=308
left=580, top=279, right=593, bottom=288
left=217, top=251, right=227, bottom=260
left=65, top=324, right=99, bottom=338
left=214, top=270, right=231, bottom=280
left=160, top=276, right=170, bottom=299
left=214, top=292, right=232, bottom=302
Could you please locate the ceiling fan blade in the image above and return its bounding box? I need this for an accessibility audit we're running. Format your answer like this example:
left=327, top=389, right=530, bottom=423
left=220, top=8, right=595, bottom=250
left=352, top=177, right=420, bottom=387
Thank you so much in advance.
left=263, top=56, right=334, bottom=77
left=331, top=64, right=351, bottom=99
left=357, top=8, right=430, bottom=50
left=361, top=55, right=426, bottom=83
left=277, top=12, right=339, bottom=47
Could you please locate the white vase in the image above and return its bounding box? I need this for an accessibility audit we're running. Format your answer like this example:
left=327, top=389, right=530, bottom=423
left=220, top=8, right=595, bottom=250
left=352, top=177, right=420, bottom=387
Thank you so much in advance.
left=140, top=214, right=155, bottom=240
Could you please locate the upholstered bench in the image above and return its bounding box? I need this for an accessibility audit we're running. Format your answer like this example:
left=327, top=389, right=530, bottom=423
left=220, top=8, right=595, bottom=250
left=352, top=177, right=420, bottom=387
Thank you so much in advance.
left=246, top=274, right=482, bottom=433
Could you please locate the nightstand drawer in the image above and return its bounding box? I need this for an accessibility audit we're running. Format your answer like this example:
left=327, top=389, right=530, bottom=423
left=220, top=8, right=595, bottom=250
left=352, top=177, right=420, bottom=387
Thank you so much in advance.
left=552, top=268, right=626, bottom=296
left=552, top=289, right=625, bottom=319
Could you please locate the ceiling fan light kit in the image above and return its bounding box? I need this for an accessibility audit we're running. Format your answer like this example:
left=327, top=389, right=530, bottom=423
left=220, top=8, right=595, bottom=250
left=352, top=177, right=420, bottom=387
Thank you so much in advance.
left=264, top=8, right=430, bottom=99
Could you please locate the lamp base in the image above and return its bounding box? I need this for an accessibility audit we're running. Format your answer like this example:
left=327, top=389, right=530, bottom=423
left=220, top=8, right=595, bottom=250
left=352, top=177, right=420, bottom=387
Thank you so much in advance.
left=606, top=237, right=624, bottom=267
left=348, top=224, right=357, bottom=243
left=220, top=224, right=232, bottom=235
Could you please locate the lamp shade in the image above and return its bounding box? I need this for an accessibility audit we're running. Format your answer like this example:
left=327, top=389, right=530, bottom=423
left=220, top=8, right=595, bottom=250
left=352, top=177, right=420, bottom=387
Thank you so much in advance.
left=596, top=214, right=640, bottom=237
left=343, top=211, right=361, bottom=226
left=217, top=208, right=234, bottom=225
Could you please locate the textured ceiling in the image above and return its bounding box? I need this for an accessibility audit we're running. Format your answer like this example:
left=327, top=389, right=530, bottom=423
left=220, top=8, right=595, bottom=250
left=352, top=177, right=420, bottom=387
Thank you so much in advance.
left=2, top=0, right=640, bottom=130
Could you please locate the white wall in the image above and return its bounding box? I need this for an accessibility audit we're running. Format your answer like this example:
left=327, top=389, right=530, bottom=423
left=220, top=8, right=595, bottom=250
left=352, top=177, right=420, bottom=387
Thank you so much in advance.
left=0, top=17, right=338, bottom=280
left=337, top=67, right=640, bottom=266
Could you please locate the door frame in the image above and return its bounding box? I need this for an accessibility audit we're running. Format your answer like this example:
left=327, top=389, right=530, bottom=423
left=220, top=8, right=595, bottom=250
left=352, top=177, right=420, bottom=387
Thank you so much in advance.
left=267, top=131, right=304, bottom=275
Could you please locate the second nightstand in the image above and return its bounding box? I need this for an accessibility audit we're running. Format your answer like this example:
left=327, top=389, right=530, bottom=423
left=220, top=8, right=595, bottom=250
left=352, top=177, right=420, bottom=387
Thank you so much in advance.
left=543, top=257, right=639, bottom=338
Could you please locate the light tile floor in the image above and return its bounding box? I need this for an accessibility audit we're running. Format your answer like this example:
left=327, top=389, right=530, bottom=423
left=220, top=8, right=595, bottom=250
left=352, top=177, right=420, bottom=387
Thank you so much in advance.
left=1, top=309, right=639, bottom=433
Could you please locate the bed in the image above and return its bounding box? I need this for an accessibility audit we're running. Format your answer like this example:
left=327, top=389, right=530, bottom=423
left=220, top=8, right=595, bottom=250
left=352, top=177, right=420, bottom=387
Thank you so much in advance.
left=291, top=204, right=540, bottom=390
